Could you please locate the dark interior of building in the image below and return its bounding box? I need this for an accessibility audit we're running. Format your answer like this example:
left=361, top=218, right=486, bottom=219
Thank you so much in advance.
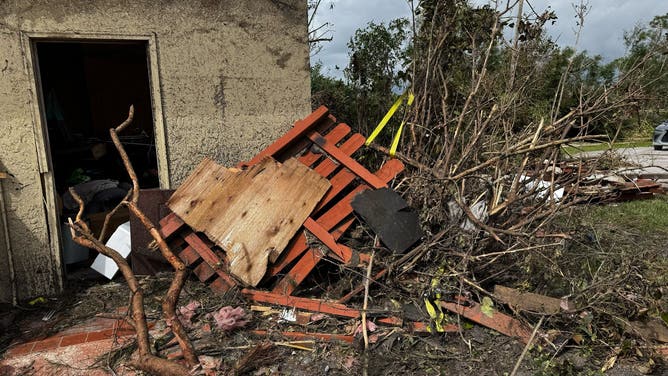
left=34, top=40, right=159, bottom=268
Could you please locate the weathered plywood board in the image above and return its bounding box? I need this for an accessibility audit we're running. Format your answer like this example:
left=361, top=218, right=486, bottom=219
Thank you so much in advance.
left=168, top=157, right=330, bottom=286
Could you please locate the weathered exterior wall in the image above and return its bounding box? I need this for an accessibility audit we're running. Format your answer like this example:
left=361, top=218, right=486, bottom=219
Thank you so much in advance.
left=0, top=0, right=311, bottom=300
left=0, top=25, right=62, bottom=301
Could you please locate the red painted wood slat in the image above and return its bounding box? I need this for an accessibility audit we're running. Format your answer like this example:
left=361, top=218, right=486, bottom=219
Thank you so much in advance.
left=308, top=131, right=387, bottom=189
left=178, top=246, right=201, bottom=266
left=183, top=233, right=237, bottom=289
left=242, top=106, right=329, bottom=167
left=298, top=123, right=351, bottom=167
left=159, top=212, right=185, bottom=238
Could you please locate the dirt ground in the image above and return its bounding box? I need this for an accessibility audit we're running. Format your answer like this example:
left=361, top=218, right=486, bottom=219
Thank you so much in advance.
left=1, top=199, right=667, bottom=375
left=1, top=270, right=664, bottom=375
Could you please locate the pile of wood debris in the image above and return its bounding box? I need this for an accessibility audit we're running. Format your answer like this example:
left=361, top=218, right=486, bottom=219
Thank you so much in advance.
left=5, top=106, right=665, bottom=375
left=137, top=107, right=666, bottom=371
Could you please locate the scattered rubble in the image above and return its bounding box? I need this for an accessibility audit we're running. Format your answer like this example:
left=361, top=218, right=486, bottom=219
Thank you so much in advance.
left=1, top=107, right=666, bottom=375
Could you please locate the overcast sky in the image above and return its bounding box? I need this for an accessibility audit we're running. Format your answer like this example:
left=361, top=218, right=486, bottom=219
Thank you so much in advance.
left=311, top=0, right=668, bottom=78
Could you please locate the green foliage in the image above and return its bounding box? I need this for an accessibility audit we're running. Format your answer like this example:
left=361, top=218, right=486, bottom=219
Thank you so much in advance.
left=310, top=62, right=358, bottom=125
left=345, top=19, right=410, bottom=92
left=344, top=19, right=410, bottom=136
left=310, top=4, right=667, bottom=142
left=613, top=13, right=668, bottom=129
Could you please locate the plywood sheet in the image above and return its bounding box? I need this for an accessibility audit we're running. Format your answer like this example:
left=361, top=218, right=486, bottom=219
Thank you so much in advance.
left=168, top=157, right=330, bottom=286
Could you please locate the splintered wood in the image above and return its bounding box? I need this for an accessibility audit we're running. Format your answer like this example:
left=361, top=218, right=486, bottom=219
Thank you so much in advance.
left=168, top=156, right=330, bottom=286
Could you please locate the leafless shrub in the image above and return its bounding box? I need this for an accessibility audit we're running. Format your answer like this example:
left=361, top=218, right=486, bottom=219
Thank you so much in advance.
left=380, top=1, right=665, bottom=310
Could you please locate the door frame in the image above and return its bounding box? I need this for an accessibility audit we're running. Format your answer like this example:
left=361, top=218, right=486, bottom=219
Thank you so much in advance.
left=20, top=31, right=170, bottom=284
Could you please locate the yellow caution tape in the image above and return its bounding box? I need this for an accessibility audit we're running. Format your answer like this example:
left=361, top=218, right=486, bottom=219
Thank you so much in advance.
left=424, top=267, right=447, bottom=333
left=29, top=296, right=47, bottom=305
left=365, top=90, right=415, bottom=157
left=424, top=297, right=446, bottom=333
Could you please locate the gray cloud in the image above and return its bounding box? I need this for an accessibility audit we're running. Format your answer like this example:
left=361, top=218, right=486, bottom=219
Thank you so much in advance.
left=311, top=0, right=411, bottom=77
left=312, top=0, right=668, bottom=78
left=528, top=0, right=668, bottom=59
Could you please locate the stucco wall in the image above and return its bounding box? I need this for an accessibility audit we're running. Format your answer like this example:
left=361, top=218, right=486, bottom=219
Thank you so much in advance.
left=0, top=0, right=311, bottom=300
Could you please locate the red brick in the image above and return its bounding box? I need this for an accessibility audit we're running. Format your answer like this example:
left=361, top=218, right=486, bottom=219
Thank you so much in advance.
left=60, top=332, right=89, bottom=347
left=114, top=328, right=136, bottom=337
left=85, top=329, right=114, bottom=342
left=5, top=342, right=36, bottom=356
left=32, top=336, right=63, bottom=352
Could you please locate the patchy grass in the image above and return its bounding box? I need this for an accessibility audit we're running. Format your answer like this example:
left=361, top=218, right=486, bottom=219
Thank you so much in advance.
left=562, top=140, right=652, bottom=155
left=581, top=196, right=668, bottom=234
left=508, top=198, right=668, bottom=374
left=474, top=197, right=668, bottom=369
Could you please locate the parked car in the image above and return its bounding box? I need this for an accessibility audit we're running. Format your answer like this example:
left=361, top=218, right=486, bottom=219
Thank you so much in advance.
left=653, top=121, right=668, bottom=150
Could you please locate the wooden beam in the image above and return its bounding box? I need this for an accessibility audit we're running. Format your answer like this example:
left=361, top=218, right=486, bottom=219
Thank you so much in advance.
left=494, top=285, right=575, bottom=314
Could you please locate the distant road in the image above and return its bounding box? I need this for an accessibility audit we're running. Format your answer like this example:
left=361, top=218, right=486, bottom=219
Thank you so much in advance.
left=579, top=146, right=668, bottom=180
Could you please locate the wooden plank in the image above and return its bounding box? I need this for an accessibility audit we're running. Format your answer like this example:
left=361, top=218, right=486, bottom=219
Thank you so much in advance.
left=304, top=218, right=351, bottom=263
left=313, top=168, right=357, bottom=214
left=330, top=217, right=355, bottom=239
left=178, top=246, right=201, bottom=266
left=167, top=158, right=235, bottom=226
left=169, top=157, right=331, bottom=286
left=270, top=161, right=404, bottom=294
left=267, top=132, right=363, bottom=265
left=275, top=115, right=337, bottom=164
left=272, top=248, right=324, bottom=295
left=183, top=233, right=227, bottom=272
left=375, top=159, right=406, bottom=183
left=308, top=132, right=387, bottom=189
left=266, top=232, right=309, bottom=276
left=440, top=300, right=534, bottom=344
left=263, top=125, right=356, bottom=264
left=298, top=123, right=351, bottom=167
left=315, top=159, right=405, bottom=229
left=266, top=150, right=359, bottom=265
left=242, top=106, right=330, bottom=167
left=193, top=262, right=216, bottom=282
left=310, top=133, right=366, bottom=181
left=241, top=289, right=403, bottom=326
left=272, top=217, right=356, bottom=295
left=267, top=216, right=354, bottom=279
left=209, top=275, right=235, bottom=294
left=159, top=212, right=185, bottom=238
left=316, top=185, right=369, bottom=230
left=494, top=285, right=575, bottom=314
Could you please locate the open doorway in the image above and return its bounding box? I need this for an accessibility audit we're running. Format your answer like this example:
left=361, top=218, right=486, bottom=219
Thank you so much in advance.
left=33, top=40, right=159, bottom=273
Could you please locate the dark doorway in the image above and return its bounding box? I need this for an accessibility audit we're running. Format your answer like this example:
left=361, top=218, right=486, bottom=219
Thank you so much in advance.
left=33, top=40, right=159, bottom=270
left=35, top=41, right=159, bottom=191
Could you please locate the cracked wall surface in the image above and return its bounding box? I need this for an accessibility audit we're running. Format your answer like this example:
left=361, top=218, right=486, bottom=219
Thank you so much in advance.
left=0, top=0, right=311, bottom=299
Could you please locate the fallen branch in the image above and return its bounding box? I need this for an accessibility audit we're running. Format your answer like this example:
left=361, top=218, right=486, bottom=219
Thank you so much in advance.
left=68, top=106, right=196, bottom=375
left=68, top=198, right=188, bottom=376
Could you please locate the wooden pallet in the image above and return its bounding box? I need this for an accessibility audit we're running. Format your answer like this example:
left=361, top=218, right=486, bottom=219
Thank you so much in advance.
left=156, top=106, right=405, bottom=320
